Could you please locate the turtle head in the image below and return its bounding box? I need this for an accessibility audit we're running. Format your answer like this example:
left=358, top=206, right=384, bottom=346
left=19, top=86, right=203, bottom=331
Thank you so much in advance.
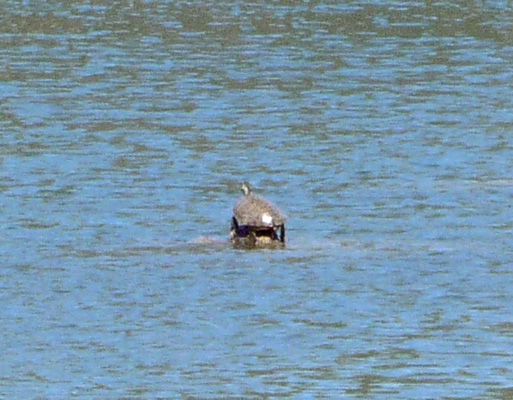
left=241, top=182, right=252, bottom=196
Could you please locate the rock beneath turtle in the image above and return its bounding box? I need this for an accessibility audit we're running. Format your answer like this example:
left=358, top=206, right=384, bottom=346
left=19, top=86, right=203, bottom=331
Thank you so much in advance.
left=230, top=182, right=287, bottom=248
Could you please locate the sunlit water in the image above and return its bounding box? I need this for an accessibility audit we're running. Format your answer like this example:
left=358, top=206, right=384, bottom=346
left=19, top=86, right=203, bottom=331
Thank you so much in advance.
left=2, top=1, right=513, bottom=398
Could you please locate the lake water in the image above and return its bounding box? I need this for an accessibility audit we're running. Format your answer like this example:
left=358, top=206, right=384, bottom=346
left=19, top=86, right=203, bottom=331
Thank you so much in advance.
left=2, top=1, right=513, bottom=398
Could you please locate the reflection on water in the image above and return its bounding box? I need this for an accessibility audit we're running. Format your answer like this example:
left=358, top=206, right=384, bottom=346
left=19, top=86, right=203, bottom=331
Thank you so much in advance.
left=2, top=1, right=513, bottom=398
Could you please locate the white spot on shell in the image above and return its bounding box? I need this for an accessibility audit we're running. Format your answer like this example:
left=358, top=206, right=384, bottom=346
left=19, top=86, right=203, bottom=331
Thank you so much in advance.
left=262, top=213, right=273, bottom=225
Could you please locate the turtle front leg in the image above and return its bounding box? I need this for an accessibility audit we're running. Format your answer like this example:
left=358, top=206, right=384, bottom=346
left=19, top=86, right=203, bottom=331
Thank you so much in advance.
left=231, top=217, right=239, bottom=232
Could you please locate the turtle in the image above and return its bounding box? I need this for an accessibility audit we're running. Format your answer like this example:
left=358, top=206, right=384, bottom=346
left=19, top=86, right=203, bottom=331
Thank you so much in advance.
left=230, top=182, right=287, bottom=248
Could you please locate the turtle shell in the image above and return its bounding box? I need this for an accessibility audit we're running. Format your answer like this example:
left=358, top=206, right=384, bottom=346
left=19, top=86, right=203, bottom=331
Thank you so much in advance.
left=233, top=192, right=287, bottom=228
